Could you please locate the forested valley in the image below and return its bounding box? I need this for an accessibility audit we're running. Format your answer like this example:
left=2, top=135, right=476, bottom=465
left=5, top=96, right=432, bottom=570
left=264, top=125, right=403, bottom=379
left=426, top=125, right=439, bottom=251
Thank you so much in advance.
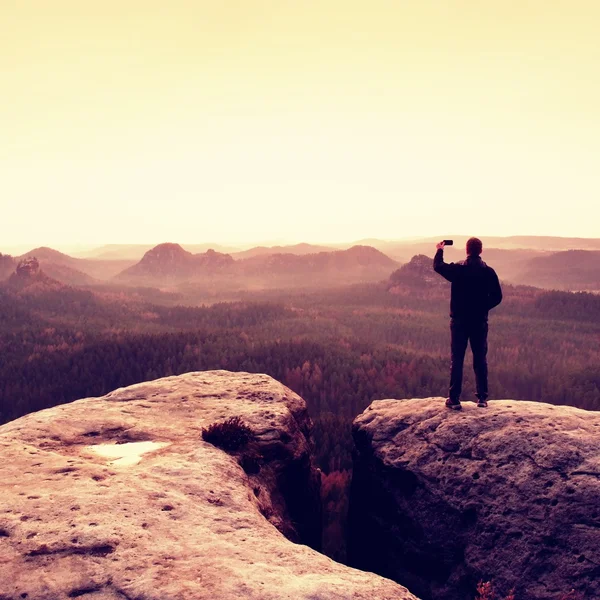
left=1, top=276, right=599, bottom=560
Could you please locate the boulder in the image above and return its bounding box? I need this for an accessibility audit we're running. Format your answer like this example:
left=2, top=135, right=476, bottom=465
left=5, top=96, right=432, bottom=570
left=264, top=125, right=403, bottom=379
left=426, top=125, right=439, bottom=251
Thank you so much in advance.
left=349, top=398, right=600, bottom=600
left=0, top=370, right=416, bottom=600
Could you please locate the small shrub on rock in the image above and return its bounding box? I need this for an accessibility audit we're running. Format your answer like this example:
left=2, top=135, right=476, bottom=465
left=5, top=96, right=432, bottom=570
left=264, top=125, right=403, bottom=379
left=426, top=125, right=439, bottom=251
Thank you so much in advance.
left=476, top=581, right=515, bottom=600
left=202, top=416, right=254, bottom=451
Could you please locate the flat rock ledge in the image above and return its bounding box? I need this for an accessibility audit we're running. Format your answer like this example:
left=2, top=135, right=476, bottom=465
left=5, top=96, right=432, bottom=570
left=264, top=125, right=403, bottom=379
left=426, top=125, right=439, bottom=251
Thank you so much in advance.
left=0, top=370, right=416, bottom=600
left=349, top=398, right=600, bottom=600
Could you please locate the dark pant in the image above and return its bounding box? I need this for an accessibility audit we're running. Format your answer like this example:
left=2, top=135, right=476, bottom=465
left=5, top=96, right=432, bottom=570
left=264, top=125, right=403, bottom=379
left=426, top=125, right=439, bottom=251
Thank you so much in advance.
left=449, top=318, right=488, bottom=402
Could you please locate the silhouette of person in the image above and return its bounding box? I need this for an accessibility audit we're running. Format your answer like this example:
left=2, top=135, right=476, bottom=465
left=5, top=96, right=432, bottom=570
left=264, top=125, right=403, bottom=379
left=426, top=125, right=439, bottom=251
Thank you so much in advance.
left=433, top=238, right=502, bottom=409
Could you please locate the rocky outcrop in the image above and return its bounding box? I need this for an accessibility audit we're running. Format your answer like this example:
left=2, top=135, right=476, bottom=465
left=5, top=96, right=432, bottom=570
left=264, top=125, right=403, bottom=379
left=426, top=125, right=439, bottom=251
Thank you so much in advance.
left=16, top=257, right=41, bottom=277
left=388, top=255, right=449, bottom=292
left=13, top=255, right=95, bottom=288
left=349, top=398, right=600, bottom=600
left=116, top=243, right=235, bottom=282
left=5, top=258, right=64, bottom=294
left=0, top=371, right=416, bottom=600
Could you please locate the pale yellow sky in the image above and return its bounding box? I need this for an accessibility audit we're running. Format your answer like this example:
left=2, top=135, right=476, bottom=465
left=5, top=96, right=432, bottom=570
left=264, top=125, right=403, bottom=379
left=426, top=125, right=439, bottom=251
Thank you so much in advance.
left=1, top=1, right=599, bottom=248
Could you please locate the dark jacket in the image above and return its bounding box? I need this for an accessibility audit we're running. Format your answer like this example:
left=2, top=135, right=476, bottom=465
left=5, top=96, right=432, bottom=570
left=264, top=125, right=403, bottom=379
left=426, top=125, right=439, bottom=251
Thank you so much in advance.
left=433, top=249, right=502, bottom=320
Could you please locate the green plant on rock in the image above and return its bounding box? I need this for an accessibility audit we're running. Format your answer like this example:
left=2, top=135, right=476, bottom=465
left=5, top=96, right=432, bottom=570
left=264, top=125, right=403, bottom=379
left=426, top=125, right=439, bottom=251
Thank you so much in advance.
left=202, top=416, right=254, bottom=451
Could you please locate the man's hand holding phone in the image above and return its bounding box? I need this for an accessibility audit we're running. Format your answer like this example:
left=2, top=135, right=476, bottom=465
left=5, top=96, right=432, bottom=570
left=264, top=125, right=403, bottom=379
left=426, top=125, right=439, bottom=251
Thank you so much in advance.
left=436, top=239, right=454, bottom=250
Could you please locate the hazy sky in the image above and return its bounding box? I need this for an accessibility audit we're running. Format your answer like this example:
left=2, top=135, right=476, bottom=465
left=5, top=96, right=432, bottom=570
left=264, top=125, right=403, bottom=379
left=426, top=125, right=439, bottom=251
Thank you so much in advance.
left=2, top=1, right=599, bottom=249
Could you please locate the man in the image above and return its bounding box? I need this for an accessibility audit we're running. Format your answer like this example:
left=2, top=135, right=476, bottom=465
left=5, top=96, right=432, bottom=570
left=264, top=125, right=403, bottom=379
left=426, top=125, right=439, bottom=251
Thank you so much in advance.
left=433, top=237, right=502, bottom=410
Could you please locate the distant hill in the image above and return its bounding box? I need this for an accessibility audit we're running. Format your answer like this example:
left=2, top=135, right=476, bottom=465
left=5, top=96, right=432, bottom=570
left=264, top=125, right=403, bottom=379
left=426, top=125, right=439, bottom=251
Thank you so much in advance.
left=19, top=246, right=77, bottom=266
left=16, top=247, right=136, bottom=283
left=0, top=253, right=16, bottom=281
left=388, top=254, right=449, bottom=292
left=232, top=243, right=336, bottom=260
left=20, top=236, right=598, bottom=292
left=4, top=257, right=65, bottom=295
left=115, top=243, right=235, bottom=283
left=512, top=250, right=600, bottom=291
left=238, top=245, right=397, bottom=281
left=78, top=243, right=240, bottom=261
left=114, top=243, right=398, bottom=289
left=17, top=248, right=98, bottom=286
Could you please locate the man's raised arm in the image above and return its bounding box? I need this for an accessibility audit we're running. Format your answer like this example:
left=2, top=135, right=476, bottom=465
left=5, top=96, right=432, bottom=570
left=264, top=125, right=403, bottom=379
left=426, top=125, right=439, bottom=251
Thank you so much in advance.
left=433, top=242, right=457, bottom=282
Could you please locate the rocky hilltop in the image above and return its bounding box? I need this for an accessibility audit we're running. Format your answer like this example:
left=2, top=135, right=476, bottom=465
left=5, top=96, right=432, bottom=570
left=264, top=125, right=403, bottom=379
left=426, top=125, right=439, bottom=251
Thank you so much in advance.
left=4, top=258, right=65, bottom=294
left=388, top=254, right=449, bottom=291
left=349, top=398, right=600, bottom=600
left=114, top=242, right=398, bottom=288
left=17, top=248, right=98, bottom=286
left=116, top=243, right=235, bottom=282
left=0, top=371, right=416, bottom=600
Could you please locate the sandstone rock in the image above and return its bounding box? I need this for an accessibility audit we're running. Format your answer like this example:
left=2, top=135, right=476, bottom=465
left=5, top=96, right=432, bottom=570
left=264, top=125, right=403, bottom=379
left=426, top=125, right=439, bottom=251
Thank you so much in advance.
left=0, top=371, right=416, bottom=600
left=388, top=254, right=449, bottom=292
left=16, top=257, right=41, bottom=277
left=349, top=398, right=600, bottom=600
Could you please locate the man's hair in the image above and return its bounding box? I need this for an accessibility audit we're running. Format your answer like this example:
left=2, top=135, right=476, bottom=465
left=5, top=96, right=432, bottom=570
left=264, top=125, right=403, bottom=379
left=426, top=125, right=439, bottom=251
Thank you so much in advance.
left=466, top=237, right=483, bottom=256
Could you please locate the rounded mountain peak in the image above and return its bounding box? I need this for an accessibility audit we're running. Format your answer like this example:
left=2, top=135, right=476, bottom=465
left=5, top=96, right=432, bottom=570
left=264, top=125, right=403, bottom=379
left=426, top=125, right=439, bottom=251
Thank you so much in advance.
left=342, top=245, right=397, bottom=266
left=141, top=243, right=192, bottom=263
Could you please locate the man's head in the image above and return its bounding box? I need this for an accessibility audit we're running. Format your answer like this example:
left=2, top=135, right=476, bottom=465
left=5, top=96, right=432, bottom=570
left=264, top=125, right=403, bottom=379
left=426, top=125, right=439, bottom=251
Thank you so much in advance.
left=466, top=237, right=483, bottom=257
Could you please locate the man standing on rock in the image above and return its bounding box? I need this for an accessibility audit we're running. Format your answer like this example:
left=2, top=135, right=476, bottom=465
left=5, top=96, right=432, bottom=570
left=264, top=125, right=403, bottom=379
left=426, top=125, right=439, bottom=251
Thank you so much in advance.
left=433, top=238, right=502, bottom=410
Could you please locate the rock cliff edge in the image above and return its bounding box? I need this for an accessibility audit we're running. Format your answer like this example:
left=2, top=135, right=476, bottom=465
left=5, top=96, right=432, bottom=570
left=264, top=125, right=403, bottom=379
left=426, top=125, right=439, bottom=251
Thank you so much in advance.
left=0, top=371, right=416, bottom=600
left=349, top=398, right=600, bottom=600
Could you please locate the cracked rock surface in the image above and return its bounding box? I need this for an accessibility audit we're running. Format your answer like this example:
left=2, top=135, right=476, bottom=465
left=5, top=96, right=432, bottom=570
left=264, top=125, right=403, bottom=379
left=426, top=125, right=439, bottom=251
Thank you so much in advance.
left=0, top=370, right=416, bottom=600
left=349, top=398, right=600, bottom=600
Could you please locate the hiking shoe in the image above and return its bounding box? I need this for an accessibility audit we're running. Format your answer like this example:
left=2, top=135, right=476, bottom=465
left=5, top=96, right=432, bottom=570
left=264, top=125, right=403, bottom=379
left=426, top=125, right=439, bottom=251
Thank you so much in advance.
left=445, top=398, right=462, bottom=410
left=477, top=399, right=488, bottom=408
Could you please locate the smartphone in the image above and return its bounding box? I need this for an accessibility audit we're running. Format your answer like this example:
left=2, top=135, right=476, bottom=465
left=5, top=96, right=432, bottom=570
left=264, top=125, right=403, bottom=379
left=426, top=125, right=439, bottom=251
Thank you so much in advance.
left=443, top=239, right=454, bottom=246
